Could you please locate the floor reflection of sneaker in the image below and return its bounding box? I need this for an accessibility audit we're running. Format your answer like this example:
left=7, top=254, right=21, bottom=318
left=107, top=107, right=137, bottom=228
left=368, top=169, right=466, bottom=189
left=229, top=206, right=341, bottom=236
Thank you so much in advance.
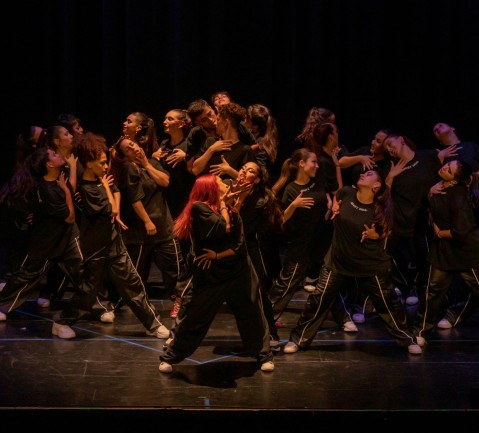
left=303, top=284, right=315, bottom=292
left=100, top=311, right=115, bottom=323
left=159, top=362, right=173, bottom=373
left=343, top=320, right=359, bottom=332
left=169, top=296, right=182, bottom=318
left=52, top=322, right=76, bottom=339
left=37, top=297, right=51, bottom=308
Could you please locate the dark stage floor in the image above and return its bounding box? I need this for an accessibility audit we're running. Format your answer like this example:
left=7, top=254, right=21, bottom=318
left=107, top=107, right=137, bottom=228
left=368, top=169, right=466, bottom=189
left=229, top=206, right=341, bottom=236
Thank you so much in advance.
left=1, top=269, right=479, bottom=431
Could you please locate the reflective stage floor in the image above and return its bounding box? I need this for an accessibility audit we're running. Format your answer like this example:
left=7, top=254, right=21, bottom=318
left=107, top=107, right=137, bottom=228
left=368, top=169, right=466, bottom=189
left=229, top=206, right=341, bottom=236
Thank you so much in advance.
left=1, top=276, right=479, bottom=431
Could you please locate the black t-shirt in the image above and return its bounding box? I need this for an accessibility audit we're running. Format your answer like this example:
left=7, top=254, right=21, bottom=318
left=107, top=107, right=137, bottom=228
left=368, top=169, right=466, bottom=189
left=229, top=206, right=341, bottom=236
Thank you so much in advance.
left=390, top=150, right=441, bottom=237
left=281, top=177, right=328, bottom=261
left=318, top=146, right=347, bottom=194
left=185, top=123, right=256, bottom=161
left=428, top=183, right=479, bottom=270
left=79, top=179, right=120, bottom=257
left=196, top=139, right=257, bottom=180
left=159, top=137, right=195, bottom=219
left=190, top=202, right=248, bottom=286
left=443, top=140, right=479, bottom=172
left=185, top=126, right=217, bottom=161
left=119, top=159, right=173, bottom=244
left=324, top=186, right=391, bottom=276
left=28, top=179, right=79, bottom=260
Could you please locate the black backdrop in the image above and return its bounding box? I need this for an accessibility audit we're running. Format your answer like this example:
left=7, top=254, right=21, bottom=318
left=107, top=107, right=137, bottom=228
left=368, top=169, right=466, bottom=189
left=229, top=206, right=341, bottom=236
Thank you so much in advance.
left=5, top=0, right=479, bottom=185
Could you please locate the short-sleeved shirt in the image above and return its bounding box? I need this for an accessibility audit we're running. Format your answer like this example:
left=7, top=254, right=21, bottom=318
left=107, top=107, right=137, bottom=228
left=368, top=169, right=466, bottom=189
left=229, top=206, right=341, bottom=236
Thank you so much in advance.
left=281, top=177, right=328, bottom=261
left=428, top=183, right=479, bottom=270
left=79, top=179, right=120, bottom=257
left=119, top=159, right=173, bottom=244
left=324, top=186, right=391, bottom=276
left=390, top=150, right=441, bottom=237
left=443, top=140, right=479, bottom=172
left=190, top=202, right=248, bottom=286
left=159, top=137, right=195, bottom=219
left=195, top=139, right=257, bottom=180
left=28, top=179, right=79, bottom=260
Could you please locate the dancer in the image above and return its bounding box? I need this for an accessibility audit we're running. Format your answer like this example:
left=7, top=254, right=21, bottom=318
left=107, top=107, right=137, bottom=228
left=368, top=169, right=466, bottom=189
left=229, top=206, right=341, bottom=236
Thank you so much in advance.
left=158, top=174, right=275, bottom=373
left=283, top=170, right=423, bottom=355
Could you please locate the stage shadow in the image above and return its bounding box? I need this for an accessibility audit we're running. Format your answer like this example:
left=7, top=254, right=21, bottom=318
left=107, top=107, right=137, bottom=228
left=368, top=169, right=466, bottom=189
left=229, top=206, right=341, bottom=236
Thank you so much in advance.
left=168, top=360, right=259, bottom=388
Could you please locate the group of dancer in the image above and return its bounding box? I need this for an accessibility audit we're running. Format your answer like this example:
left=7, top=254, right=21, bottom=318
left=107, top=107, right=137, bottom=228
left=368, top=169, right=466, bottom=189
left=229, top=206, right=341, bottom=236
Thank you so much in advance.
left=1, top=91, right=479, bottom=374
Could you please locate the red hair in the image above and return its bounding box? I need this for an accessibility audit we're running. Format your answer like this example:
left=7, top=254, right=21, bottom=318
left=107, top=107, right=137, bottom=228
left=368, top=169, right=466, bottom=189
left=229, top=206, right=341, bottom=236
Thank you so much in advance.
left=173, top=174, right=221, bottom=240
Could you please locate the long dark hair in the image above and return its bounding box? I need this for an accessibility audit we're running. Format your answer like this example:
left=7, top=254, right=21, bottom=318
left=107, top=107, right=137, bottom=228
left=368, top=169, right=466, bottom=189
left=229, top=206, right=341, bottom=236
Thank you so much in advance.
left=0, top=147, right=50, bottom=210
left=246, top=104, right=278, bottom=163
left=370, top=170, right=393, bottom=238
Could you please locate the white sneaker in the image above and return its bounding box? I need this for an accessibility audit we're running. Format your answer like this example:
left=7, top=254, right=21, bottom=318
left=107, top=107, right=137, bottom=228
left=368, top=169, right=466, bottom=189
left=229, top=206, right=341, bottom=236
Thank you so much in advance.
left=352, top=313, right=365, bottom=323
left=437, top=318, right=453, bottom=329
left=159, top=362, right=173, bottom=373
left=0, top=311, right=6, bottom=321
left=405, top=295, right=419, bottom=305
left=283, top=341, right=299, bottom=354
left=52, top=322, right=76, bottom=339
left=303, top=284, right=316, bottom=293
left=100, top=311, right=115, bottom=323
left=408, top=344, right=422, bottom=355
left=416, top=336, right=426, bottom=347
left=146, top=324, right=170, bottom=339
left=260, top=360, right=275, bottom=372
left=343, top=320, right=358, bottom=332
left=37, top=297, right=51, bottom=308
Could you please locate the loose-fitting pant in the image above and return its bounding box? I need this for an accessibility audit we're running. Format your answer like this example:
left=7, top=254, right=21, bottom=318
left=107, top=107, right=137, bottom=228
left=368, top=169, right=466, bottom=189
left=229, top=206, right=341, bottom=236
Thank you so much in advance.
left=0, top=236, right=83, bottom=314
left=59, top=238, right=163, bottom=333
left=290, top=266, right=417, bottom=348
left=160, top=259, right=273, bottom=365
left=414, top=265, right=479, bottom=336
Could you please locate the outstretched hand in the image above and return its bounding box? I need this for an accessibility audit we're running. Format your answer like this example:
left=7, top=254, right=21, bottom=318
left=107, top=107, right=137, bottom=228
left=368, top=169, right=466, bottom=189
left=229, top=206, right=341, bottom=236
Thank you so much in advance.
left=223, top=179, right=253, bottom=212
left=388, top=158, right=409, bottom=178
left=210, top=155, right=233, bottom=177
left=436, top=144, right=461, bottom=162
